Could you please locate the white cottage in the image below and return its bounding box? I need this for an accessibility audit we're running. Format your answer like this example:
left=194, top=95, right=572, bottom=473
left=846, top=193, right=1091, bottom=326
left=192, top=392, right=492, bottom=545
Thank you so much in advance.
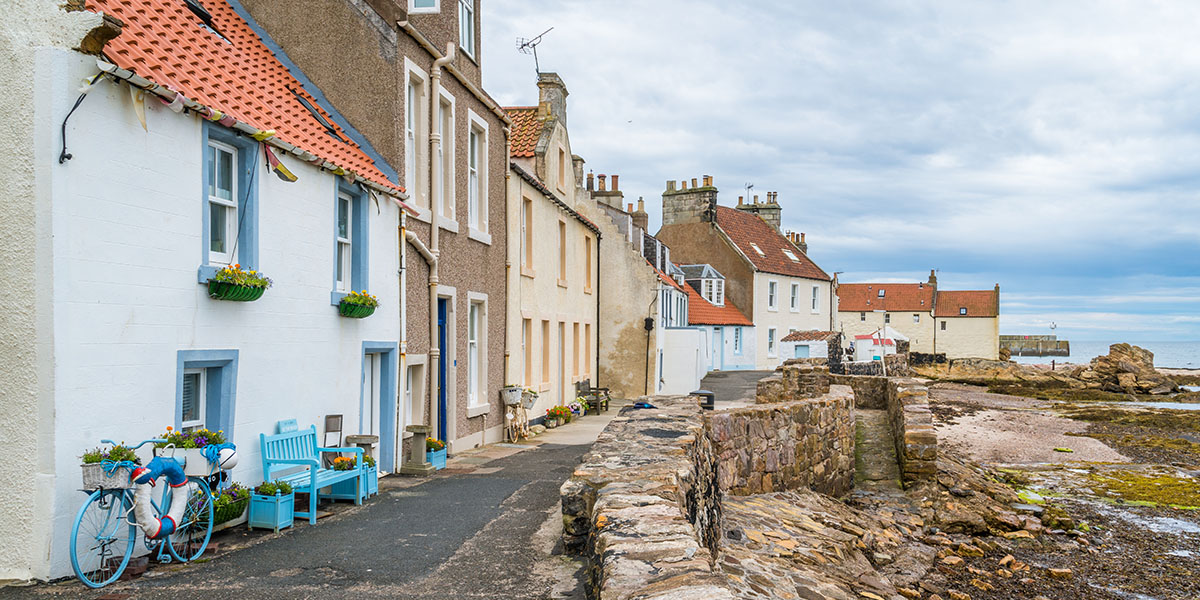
left=2, top=1, right=415, bottom=581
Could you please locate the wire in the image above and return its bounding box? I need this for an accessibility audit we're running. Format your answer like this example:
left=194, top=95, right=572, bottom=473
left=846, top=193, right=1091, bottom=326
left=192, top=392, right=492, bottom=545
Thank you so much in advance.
left=59, top=71, right=105, bottom=164
left=227, top=140, right=259, bottom=262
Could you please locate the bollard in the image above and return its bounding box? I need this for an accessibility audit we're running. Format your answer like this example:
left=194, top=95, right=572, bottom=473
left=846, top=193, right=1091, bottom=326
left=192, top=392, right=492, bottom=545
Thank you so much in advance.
left=692, top=389, right=715, bottom=411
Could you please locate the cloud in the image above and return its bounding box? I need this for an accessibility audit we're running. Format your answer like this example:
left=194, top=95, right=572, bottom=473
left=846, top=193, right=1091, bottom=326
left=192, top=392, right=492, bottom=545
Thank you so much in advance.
left=483, top=0, right=1200, bottom=342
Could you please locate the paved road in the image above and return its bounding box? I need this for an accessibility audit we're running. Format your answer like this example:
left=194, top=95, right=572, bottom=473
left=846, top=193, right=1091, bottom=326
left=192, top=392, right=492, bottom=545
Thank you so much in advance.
left=15, top=442, right=591, bottom=600
left=700, top=370, right=773, bottom=407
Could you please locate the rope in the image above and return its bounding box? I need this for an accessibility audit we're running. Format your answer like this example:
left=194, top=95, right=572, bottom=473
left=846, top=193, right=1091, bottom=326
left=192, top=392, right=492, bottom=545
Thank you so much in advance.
left=200, top=442, right=236, bottom=464
left=100, top=459, right=139, bottom=477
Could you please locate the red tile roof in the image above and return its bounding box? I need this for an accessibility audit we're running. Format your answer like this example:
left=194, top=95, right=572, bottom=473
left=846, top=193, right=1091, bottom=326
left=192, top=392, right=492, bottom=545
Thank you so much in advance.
left=505, top=106, right=541, bottom=158
left=684, top=285, right=752, bottom=326
left=781, top=330, right=837, bottom=342
left=935, top=290, right=999, bottom=317
left=654, top=266, right=688, bottom=293
left=714, top=206, right=829, bottom=280
left=88, top=0, right=399, bottom=194
left=837, top=283, right=935, bottom=313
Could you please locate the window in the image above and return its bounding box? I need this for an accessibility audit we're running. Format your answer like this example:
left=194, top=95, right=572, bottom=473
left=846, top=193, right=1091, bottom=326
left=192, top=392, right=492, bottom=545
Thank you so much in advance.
left=811, top=285, right=820, bottom=313
left=404, top=65, right=429, bottom=212
left=557, top=147, right=566, bottom=190
left=572, top=323, right=580, bottom=379
left=176, top=350, right=238, bottom=439
left=767, top=280, right=778, bottom=310
left=522, top=318, right=532, bottom=386
left=584, top=323, right=591, bottom=378
left=467, top=111, right=489, bottom=240
left=541, top=320, right=551, bottom=387
left=584, top=236, right=593, bottom=293
left=206, top=140, right=237, bottom=265
left=913, top=313, right=920, bottom=323
left=181, top=369, right=205, bottom=432
left=767, top=328, right=777, bottom=357
left=458, top=0, right=475, bottom=57
left=782, top=249, right=799, bottom=262
left=521, top=198, right=533, bottom=272
left=409, top=0, right=438, bottom=13
left=885, top=313, right=891, bottom=324
left=335, top=192, right=352, bottom=292
left=750, top=242, right=765, bottom=256
left=733, top=327, right=742, bottom=354
left=702, top=278, right=724, bottom=306
left=437, top=95, right=455, bottom=223
left=960, top=307, right=968, bottom=315
left=558, top=221, right=567, bottom=286
left=790, top=283, right=799, bottom=311
left=941, top=320, right=947, bottom=331
left=878, top=288, right=885, bottom=298
left=467, top=300, right=483, bottom=406
left=331, top=184, right=368, bottom=304
left=860, top=312, right=866, bottom=322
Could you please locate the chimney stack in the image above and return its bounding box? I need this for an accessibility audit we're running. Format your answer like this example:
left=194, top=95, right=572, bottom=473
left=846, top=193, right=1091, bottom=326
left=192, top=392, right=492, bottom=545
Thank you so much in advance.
left=611, top=174, right=619, bottom=191
left=797, top=232, right=807, bottom=254
left=536, top=72, right=569, bottom=128
left=586, top=172, right=594, bottom=191
left=928, top=269, right=938, bottom=288
left=597, top=174, right=606, bottom=192
left=753, top=194, right=759, bottom=204
left=632, top=196, right=649, bottom=231
left=662, top=174, right=720, bottom=227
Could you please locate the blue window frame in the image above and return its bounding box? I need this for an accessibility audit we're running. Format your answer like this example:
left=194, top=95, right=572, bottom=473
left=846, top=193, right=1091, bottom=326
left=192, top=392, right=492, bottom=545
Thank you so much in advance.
left=175, top=350, right=239, bottom=440
left=331, top=181, right=370, bottom=304
left=198, top=123, right=259, bottom=283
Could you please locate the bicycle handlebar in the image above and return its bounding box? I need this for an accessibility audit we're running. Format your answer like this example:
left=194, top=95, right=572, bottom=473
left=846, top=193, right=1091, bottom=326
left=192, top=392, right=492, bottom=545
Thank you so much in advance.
left=99, top=438, right=168, bottom=449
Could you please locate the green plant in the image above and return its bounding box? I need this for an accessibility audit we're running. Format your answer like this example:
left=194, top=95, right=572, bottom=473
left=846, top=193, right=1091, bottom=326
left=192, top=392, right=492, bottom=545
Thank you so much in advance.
left=363, top=454, right=376, bottom=468
left=153, top=427, right=227, bottom=449
left=211, top=263, right=272, bottom=288
left=340, top=290, right=379, bottom=307
left=332, top=456, right=357, bottom=471
left=546, top=405, right=571, bottom=420
left=254, top=480, right=294, bottom=496
left=426, top=437, right=446, bottom=452
left=212, top=482, right=250, bottom=525
left=81, top=445, right=140, bottom=465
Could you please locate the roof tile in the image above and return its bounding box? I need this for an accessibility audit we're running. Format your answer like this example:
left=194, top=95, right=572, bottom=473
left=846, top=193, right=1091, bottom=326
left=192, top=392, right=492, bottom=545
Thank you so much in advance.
left=684, top=285, right=753, bottom=326
left=935, top=290, right=999, bottom=317
left=714, top=206, right=829, bottom=280
left=837, top=283, right=934, bottom=313
left=505, top=106, right=541, bottom=158
left=781, top=330, right=837, bottom=342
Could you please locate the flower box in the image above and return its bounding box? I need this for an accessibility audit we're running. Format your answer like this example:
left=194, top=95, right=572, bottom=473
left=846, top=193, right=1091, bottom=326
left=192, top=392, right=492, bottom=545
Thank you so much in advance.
left=248, top=491, right=295, bottom=533
left=208, top=280, right=266, bottom=302
left=160, top=447, right=219, bottom=477
left=522, top=391, right=538, bottom=410
left=328, top=466, right=378, bottom=501
left=80, top=463, right=136, bottom=490
left=213, top=497, right=248, bottom=526
left=502, top=386, right=523, bottom=406
left=338, top=301, right=376, bottom=318
left=366, top=466, right=378, bottom=496
left=426, top=449, right=447, bottom=470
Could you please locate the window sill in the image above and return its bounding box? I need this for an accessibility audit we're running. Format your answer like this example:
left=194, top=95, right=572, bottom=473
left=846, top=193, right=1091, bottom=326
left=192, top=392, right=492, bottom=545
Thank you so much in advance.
left=767, top=307, right=779, bottom=312
left=521, top=266, right=536, bottom=279
left=557, top=279, right=568, bottom=289
left=437, top=215, right=459, bottom=233
left=584, top=287, right=593, bottom=295
left=330, top=291, right=350, bottom=306
left=467, top=227, right=491, bottom=245
left=410, top=205, right=432, bottom=223
left=467, top=403, right=489, bottom=418
left=538, top=383, right=550, bottom=393
left=197, top=265, right=221, bottom=283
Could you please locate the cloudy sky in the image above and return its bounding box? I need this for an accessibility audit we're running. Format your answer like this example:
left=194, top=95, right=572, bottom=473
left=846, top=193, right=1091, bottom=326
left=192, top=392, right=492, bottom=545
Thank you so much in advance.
left=481, top=1, right=1200, bottom=342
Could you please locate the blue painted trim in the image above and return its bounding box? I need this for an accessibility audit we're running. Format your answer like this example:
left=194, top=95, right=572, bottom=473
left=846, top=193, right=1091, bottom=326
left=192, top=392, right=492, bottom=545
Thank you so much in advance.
left=331, top=180, right=370, bottom=303
left=200, top=122, right=260, bottom=281
left=360, top=341, right=399, bottom=473
left=176, top=350, right=239, bottom=441
left=224, top=0, right=400, bottom=186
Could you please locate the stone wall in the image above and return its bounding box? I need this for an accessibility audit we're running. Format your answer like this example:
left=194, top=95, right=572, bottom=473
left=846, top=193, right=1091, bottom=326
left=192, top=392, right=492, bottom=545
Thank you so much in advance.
left=709, top=386, right=855, bottom=496
left=755, top=363, right=830, bottom=403
left=887, top=378, right=937, bottom=482
left=830, top=373, right=889, bottom=409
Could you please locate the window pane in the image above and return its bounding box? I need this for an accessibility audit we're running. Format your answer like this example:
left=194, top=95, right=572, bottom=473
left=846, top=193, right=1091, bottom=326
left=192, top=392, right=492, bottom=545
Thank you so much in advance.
left=338, top=196, right=350, bottom=238
left=336, top=243, right=346, bottom=284
left=468, top=303, right=478, bottom=341
left=414, top=0, right=436, bottom=7
left=181, top=372, right=201, bottom=423
left=217, top=148, right=233, bottom=201
left=210, top=202, right=226, bottom=253
left=469, top=130, right=478, bottom=168
left=207, top=145, right=216, bottom=197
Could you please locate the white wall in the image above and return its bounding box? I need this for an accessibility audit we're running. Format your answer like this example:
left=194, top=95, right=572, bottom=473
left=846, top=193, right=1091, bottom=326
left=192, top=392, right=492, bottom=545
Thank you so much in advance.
left=700, top=325, right=756, bottom=371
left=658, top=327, right=706, bottom=395
left=839, top=310, right=934, bottom=353
left=781, top=339, right=829, bottom=361
left=751, top=273, right=832, bottom=369
left=35, top=51, right=405, bottom=579
left=935, top=317, right=1000, bottom=360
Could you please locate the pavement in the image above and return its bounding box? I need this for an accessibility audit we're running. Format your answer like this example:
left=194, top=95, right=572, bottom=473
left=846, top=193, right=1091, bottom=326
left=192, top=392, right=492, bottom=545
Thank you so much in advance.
left=12, top=405, right=625, bottom=600
left=700, top=369, right=773, bottom=409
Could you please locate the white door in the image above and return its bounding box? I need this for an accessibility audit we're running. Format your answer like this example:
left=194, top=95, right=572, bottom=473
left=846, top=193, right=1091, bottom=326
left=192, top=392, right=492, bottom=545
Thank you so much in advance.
left=363, top=354, right=381, bottom=435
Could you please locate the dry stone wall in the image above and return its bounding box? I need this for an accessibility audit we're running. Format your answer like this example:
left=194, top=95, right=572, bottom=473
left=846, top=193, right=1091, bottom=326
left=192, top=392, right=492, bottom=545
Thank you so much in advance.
left=830, top=373, right=888, bottom=409
left=888, top=378, right=937, bottom=482
left=755, top=363, right=830, bottom=402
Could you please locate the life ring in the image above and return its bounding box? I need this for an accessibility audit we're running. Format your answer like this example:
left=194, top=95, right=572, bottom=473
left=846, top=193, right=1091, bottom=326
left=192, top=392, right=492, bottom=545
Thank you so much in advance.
left=130, top=456, right=192, bottom=540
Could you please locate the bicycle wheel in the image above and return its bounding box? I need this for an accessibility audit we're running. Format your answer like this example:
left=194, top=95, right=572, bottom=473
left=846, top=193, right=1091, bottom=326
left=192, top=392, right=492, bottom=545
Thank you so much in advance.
left=166, top=478, right=213, bottom=562
left=70, top=488, right=135, bottom=588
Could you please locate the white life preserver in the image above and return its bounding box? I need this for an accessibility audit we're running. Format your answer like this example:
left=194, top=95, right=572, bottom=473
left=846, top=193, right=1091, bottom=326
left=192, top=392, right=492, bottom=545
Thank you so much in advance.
left=133, top=479, right=193, bottom=540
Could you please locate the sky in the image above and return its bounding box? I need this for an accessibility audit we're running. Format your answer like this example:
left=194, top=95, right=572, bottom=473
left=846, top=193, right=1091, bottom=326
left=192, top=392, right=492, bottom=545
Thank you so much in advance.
left=480, top=1, right=1200, bottom=342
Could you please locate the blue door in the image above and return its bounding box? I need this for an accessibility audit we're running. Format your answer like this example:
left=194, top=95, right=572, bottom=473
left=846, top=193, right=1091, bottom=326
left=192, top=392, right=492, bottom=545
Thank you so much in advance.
left=437, top=298, right=448, bottom=442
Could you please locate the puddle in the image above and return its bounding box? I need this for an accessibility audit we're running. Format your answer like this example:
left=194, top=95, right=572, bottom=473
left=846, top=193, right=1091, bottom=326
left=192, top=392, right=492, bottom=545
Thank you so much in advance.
left=1123, top=401, right=1200, bottom=411
left=1111, top=510, right=1200, bottom=535
left=1168, top=549, right=1196, bottom=557
left=1183, top=386, right=1200, bottom=393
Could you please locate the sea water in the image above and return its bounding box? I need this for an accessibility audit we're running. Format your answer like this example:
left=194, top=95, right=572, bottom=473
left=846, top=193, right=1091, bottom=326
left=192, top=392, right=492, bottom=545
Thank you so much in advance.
left=1007, top=340, right=1200, bottom=369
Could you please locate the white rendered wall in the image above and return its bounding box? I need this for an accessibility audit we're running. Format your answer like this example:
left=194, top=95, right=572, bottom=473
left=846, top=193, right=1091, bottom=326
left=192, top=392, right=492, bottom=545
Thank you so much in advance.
left=659, top=327, right=706, bottom=395
left=935, top=317, right=1000, bottom=360
left=701, top=325, right=757, bottom=371
left=781, top=340, right=829, bottom=361
left=839, top=310, right=934, bottom=353
left=39, top=52, right=404, bottom=579
left=751, top=273, right=832, bottom=370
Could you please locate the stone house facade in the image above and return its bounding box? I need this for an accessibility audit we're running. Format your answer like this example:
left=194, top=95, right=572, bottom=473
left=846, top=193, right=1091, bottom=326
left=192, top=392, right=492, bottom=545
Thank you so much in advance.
left=238, top=0, right=512, bottom=452
left=655, top=180, right=837, bottom=370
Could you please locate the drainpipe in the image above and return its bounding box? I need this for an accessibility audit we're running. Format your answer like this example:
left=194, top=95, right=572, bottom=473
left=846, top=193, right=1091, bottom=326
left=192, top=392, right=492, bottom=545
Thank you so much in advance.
left=405, top=230, right=438, bottom=435
left=595, top=235, right=601, bottom=387
left=397, top=205, right=408, bottom=472
left=422, top=42, right=454, bottom=442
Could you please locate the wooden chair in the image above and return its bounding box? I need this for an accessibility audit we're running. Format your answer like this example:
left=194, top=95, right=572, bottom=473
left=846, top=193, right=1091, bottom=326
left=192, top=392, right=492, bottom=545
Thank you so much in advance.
left=576, top=379, right=610, bottom=415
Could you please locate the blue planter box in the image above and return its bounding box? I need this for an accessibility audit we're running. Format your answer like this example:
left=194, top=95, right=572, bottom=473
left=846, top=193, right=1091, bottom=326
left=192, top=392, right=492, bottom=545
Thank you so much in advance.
left=248, top=491, right=294, bottom=533
left=427, top=449, right=446, bottom=470
left=327, top=467, right=377, bottom=501
left=366, top=467, right=378, bottom=496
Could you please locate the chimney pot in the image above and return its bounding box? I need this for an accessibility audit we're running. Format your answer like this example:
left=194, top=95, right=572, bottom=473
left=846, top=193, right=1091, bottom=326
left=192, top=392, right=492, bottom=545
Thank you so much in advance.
left=667, top=180, right=676, bottom=191
left=587, top=172, right=594, bottom=191
left=681, top=180, right=688, bottom=190
left=627, top=203, right=633, bottom=212
left=612, top=174, right=619, bottom=190
left=753, top=194, right=759, bottom=204
left=737, top=195, right=744, bottom=206
left=637, top=197, right=645, bottom=212
left=703, top=175, right=711, bottom=187
left=800, top=233, right=805, bottom=243
left=691, top=178, right=698, bottom=188
left=597, top=174, right=607, bottom=191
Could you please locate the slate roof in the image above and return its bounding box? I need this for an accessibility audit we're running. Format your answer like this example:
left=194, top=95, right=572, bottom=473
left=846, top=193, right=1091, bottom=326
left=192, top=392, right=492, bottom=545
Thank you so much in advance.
left=714, top=206, right=829, bottom=280
left=505, top=106, right=541, bottom=158
left=782, top=330, right=838, bottom=342
left=88, top=0, right=401, bottom=194
left=837, top=283, right=935, bottom=313
left=684, top=286, right=753, bottom=326
left=934, top=290, right=999, bottom=317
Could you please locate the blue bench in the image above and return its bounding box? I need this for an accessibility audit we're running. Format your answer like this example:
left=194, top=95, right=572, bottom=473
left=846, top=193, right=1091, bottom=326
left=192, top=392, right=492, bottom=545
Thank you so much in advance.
left=260, top=425, right=363, bottom=524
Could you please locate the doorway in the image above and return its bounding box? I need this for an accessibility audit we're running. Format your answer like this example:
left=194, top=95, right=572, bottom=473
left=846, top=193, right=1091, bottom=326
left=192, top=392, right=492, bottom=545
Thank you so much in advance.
left=712, top=327, right=724, bottom=371
left=437, top=298, right=448, bottom=442
left=361, top=342, right=397, bottom=473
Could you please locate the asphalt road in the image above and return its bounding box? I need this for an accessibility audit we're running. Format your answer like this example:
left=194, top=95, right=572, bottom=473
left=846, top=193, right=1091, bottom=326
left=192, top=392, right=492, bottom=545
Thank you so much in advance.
left=15, top=443, right=589, bottom=600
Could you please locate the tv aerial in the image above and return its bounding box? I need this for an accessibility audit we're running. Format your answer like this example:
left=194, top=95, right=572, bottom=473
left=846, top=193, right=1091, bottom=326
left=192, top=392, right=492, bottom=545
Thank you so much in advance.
left=517, top=27, right=554, bottom=73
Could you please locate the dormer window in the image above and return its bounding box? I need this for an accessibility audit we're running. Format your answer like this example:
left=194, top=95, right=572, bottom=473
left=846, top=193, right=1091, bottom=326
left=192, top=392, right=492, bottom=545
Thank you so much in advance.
left=878, top=289, right=885, bottom=298
left=702, top=278, right=724, bottom=306
left=959, top=307, right=967, bottom=315
left=750, top=242, right=764, bottom=256
left=782, top=249, right=799, bottom=262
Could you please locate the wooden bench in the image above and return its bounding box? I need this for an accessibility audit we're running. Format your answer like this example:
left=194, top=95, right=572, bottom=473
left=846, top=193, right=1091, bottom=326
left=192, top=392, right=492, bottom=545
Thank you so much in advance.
left=576, top=379, right=610, bottom=415
left=261, top=425, right=363, bottom=524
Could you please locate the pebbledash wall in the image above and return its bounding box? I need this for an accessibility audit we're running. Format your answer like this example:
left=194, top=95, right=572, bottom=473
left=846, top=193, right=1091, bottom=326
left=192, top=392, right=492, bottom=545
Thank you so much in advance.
left=8, top=47, right=408, bottom=580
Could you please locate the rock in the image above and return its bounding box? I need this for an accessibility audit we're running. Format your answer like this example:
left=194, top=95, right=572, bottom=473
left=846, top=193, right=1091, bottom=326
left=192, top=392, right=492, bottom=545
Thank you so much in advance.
left=947, top=591, right=971, bottom=600
left=898, top=588, right=922, bottom=599
left=1048, top=568, right=1073, bottom=580
left=1002, top=530, right=1034, bottom=540
left=956, top=543, right=984, bottom=557
left=1077, top=344, right=1177, bottom=394
left=969, top=578, right=994, bottom=591
left=1011, top=503, right=1044, bottom=515
left=530, top=424, right=546, bottom=435
left=941, top=556, right=964, bottom=566
left=949, top=487, right=973, bottom=498
left=998, top=554, right=1015, bottom=567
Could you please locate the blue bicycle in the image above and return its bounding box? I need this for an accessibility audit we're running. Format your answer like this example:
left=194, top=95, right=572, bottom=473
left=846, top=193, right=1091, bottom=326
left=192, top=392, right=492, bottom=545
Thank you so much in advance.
left=70, top=438, right=214, bottom=588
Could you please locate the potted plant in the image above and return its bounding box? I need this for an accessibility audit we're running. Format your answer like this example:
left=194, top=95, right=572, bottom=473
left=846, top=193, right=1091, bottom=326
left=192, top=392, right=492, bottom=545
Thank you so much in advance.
left=501, top=384, right=523, bottom=406
left=248, top=480, right=295, bottom=533
left=208, top=263, right=272, bottom=302
left=363, top=455, right=378, bottom=497
left=327, top=455, right=368, bottom=501
left=338, top=290, right=378, bottom=318
left=545, top=405, right=571, bottom=427
left=568, top=398, right=586, bottom=417
left=154, top=427, right=231, bottom=477
left=522, top=388, right=539, bottom=410
left=80, top=445, right=141, bottom=490
left=212, top=482, right=250, bottom=527
left=426, top=437, right=447, bottom=470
